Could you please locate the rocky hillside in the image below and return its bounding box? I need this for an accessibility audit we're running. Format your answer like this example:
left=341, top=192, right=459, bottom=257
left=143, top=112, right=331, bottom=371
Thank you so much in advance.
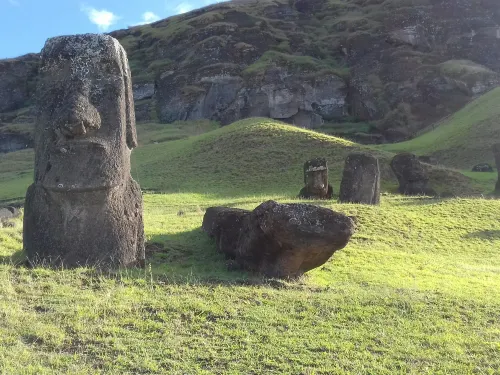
left=1, top=0, right=500, bottom=144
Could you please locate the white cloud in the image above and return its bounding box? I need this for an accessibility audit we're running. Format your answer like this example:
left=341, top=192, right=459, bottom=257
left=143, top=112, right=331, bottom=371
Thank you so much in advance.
left=81, top=5, right=119, bottom=31
left=8, top=0, right=20, bottom=6
left=134, top=11, right=161, bottom=25
left=175, top=2, right=194, bottom=14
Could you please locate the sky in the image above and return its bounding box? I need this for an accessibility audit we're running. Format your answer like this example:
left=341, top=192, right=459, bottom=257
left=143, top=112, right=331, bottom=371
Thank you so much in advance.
left=0, top=0, right=225, bottom=58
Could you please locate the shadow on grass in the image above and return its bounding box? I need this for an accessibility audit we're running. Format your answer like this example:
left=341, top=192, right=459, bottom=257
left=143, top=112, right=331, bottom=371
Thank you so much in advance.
left=146, top=227, right=255, bottom=285
left=464, top=230, right=500, bottom=240
left=0, top=250, right=27, bottom=266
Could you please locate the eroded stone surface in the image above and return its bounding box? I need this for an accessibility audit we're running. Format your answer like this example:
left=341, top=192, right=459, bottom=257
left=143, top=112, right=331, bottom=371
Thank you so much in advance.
left=202, top=200, right=355, bottom=278
left=23, top=34, right=145, bottom=268
left=298, top=158, right=333, bottom=199
left=391, top=153, right=435, bottom=196
left=339, top=153, right=380, bottom=205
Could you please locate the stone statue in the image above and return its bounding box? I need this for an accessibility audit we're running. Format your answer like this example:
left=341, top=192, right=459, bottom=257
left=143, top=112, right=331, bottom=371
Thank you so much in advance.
left=493, top=143, right=500, bottom=196
left=298, top=158, right=333, bottom=199
left=23, top=34, right=145, bottom=268
left=339, top=152, right=380, bottom=205
left=391, top=153, right=435, bottom=196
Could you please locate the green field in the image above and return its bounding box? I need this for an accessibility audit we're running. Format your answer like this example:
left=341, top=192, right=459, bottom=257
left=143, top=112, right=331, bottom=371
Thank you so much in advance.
left=0, top=115, right=499, bottom=373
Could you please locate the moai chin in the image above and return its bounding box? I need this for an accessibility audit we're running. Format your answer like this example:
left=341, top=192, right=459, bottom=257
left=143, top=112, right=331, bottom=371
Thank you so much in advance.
left=493, top=143, right=500, bottom=196
left=298, top=158, right=333, bottom=199
left=23, top=34, right=145, bottom=268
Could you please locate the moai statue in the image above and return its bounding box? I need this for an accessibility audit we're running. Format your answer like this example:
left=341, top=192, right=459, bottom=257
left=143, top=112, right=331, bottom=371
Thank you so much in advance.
left=339, top=153, right=380, bottom=205
left=23, top=34, right=145, bottom=268
left=391, top=153, right=435, bottom=196
left=298, top=158, right=333, bottom=199
left=493, top=143, right=500, bottom=196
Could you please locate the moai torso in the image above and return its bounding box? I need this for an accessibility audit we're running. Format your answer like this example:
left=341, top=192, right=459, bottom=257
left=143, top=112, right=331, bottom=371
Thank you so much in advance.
left=23, top=34, right=145, bottom=268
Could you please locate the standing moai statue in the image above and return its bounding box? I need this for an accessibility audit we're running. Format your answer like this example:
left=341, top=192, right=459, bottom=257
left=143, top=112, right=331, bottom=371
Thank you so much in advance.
left=23, top=34, right=145, bottom=268
left=298, top=158, right=333, bottom=199
left=339, top=153, right=380, bottom=205
left=391, top=153, right=435, bottom=196
left=493, top=143, right=500, bottom=196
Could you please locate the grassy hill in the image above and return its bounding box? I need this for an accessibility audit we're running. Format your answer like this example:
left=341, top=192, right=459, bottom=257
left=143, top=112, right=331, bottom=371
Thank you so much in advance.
left=0, top=117, right=499, bottom=373
left=379, top=87, right=500, bottom=169
left=0, top=117, right=488, bottom=205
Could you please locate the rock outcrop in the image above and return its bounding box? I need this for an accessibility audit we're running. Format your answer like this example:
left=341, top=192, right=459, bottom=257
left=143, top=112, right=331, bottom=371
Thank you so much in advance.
left=202, top=200, right=356, bottom=278
left=0, top=54, right=38, bottom=113
left=23, top=34, right=145, bottom=269
left=2, top=0, right=500, bottom=141
left=339, top=153, right=380, bottom=205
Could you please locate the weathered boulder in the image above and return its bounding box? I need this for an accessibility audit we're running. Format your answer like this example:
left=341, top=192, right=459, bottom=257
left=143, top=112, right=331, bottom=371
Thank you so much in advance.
left=493, top=144, right=500, bottom=195
left=339, top=153, right=380, bottom=205
left=298, top=158, right=333, bottom=199
left=391, top=153, right=435, bottom=196
left=202, top=200, right=356, bottom=278
left=472, top=163, right=494, bottom=172
left=23, top=34, right=145, bottom=269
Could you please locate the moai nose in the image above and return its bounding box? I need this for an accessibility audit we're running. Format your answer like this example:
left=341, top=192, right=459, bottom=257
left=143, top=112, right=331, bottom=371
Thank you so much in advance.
left=59, top=95, right=101, bottom=138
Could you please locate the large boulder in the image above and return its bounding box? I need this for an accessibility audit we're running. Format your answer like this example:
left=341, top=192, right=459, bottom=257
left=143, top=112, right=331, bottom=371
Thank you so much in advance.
left=203, top=201, right=356, bottom=278
left=493, top=144, right=500, bottom=195
left=339, top=153, right=380, bottom=205
left=23, top=34, right=145, bottom=269
left=391, top=153, right=435, bottom=196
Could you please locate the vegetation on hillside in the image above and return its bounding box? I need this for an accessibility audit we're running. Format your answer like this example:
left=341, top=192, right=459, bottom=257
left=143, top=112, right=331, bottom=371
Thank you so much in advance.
left=379, top=87, right=500, bottom=169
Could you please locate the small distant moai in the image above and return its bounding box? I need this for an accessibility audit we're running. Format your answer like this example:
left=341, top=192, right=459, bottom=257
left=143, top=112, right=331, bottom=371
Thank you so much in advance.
left=391, top=153, right=435, bottom=196
left=339, top=153, right=380, bottom=205
left=493, top=143, right=500, bottom=195
left=23, top=34, right=145, bottom=268
left=298, top=158, right=333, bottom=199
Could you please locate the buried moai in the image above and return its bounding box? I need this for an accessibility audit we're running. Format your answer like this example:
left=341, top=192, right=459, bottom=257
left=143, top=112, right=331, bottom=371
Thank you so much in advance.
left=339, top=153, right=380, bottom=205
left=298, top=158, right=333, bottom=199
left=391, top=153, right=436, bottom=196
left=23, top=34, right=145, bottom=268
left=493, top=144, right=500, bottom=195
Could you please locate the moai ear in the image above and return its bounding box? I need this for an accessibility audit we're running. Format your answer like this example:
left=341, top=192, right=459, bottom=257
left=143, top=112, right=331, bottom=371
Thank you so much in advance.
left=119, top=45, right=138, bottom=149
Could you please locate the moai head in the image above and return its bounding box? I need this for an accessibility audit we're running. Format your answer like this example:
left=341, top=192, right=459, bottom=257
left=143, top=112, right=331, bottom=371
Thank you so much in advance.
left=34, top=34, right=137, bottom=192
left=303, top=158, right=329, bottom=196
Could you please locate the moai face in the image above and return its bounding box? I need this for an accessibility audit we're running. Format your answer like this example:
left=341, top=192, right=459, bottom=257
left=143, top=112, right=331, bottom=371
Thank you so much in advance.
left=34, top=34, right=137, bottom=192
left=304, top=158, right=329, bottom=195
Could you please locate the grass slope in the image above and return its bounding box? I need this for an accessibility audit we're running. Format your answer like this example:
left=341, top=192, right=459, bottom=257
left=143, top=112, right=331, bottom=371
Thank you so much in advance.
left=0, top=117, right=487, bottom=204
left=0, top=194, right=499, bottom=374
left=379, top=87, right=500, bottom=170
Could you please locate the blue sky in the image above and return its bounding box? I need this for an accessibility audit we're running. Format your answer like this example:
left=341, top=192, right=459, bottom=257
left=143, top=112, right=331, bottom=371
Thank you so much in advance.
left=0, top=0, right=225, bottom=58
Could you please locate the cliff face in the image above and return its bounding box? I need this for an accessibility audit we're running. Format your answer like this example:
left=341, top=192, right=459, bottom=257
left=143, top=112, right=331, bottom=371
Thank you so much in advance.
left=0, top=54, right=38, bottom=113
left=1, top=0, right=500, bottom=143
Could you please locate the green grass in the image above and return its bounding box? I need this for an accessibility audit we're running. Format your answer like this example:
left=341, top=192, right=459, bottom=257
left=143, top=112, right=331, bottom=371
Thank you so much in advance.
left=1, top=115, right=500, bottom=373
left=378, top=88, right=500, bottom=169
left=0, top=194, right=499, bottom=374
left=0, top=117, right=490, bottom=205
